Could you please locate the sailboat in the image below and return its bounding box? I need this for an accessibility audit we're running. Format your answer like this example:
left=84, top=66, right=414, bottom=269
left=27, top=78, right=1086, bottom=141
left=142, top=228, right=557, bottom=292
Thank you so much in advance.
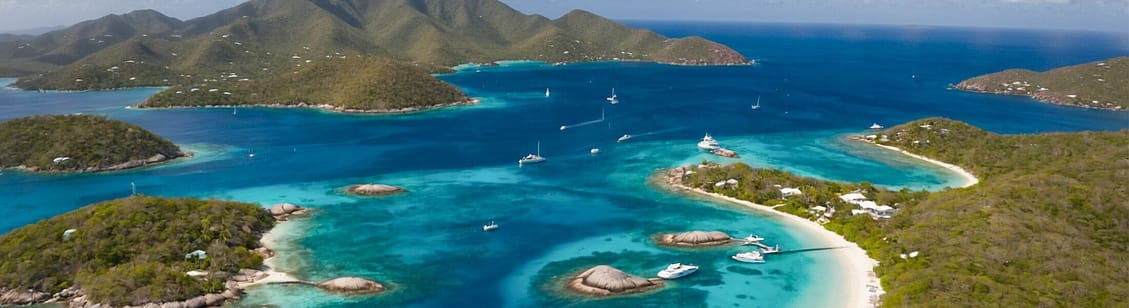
left=545, top=88, right=551, bottom=98
left=751, top=96, right=761, bottom=110
left=232, top=106, right=238, bottom=115
left=606, top=88, right=618, bottom=104
left=518, top=142, right=546, bottom=165
left=483, top=220, right=499, bottom=232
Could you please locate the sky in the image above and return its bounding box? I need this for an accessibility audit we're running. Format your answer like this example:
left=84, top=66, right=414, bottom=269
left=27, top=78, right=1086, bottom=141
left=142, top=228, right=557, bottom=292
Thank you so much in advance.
left=0, top=0, right=1125, bottom=34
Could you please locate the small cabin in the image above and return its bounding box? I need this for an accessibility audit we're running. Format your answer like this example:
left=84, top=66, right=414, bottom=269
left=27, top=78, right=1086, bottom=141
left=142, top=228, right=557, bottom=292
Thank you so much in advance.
left=185, top=250, right=208, bottom=260
left=780, top=187, right=802, bottom=198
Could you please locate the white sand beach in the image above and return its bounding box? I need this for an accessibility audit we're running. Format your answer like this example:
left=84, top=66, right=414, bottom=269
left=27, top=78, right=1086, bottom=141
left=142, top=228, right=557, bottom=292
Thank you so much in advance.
left=868, top=143, right=979, bottom=188
left=668, top=181, right=884, bottom=308
left=239, top=221, right=302, bottom=288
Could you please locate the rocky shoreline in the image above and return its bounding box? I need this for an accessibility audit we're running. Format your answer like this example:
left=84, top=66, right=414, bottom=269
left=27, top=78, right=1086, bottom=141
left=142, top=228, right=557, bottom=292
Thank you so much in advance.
left=135, top=99, right=479, bottom=115
left=950, top=80, right=1124, bottom=111
left=2, top=152, right=192, bottom=174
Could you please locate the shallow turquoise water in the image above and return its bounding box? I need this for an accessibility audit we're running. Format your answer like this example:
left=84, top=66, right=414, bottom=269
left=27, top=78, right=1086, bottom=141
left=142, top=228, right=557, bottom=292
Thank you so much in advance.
left=1, top=22, right=1127, bottom=307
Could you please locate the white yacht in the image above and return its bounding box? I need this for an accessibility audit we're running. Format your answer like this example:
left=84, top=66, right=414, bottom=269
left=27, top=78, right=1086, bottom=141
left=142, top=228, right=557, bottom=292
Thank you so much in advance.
left=657, top=263, right=699, bottom=279
left=751, top=96, right=761, bottom=110
left=606, top=88, right=618, bottom=104
left=697, top=133, right=720, bottom=150
left=742, top=234, right=765, bottom=244
left=590, top=148, right=601, bottom=155
left=519, top=142, right=546, bottom=165
left=617, top=134, right=632, bottom=143
left=869, top=123, right=884, bottom=129
left=732, top=251, right=766, bottom=263
left=545, top=88, right=550, bottom=98
left=482, top=221, right=499, bottom=232
left=560, top=125, right=568, bottom=131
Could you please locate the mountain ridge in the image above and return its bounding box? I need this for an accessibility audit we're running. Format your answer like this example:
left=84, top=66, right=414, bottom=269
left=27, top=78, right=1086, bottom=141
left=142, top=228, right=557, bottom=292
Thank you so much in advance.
left=1, top=0, right=749, bottom=91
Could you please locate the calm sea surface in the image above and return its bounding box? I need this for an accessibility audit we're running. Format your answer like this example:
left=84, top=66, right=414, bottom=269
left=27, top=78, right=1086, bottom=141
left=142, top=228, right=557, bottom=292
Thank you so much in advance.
left=1, top=22, right=1126, bottom=307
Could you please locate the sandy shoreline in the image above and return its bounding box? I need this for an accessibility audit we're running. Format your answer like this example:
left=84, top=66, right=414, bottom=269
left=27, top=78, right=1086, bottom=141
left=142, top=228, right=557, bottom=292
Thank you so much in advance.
left=240, top=219, right=303, bottom=288
left=865, top=142, right=979, bottom=188
left=661, top=177, right=883, bottom=308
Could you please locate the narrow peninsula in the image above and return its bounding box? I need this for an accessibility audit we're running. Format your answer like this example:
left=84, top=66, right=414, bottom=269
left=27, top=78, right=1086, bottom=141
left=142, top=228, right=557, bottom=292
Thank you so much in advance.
left=661, top=117, right=1128, bottom=307
left=952, top=56, right=1128, bottom=110
left=0, top=115, right=185, bottom=172
left=141, top=57, right=473, bottom=113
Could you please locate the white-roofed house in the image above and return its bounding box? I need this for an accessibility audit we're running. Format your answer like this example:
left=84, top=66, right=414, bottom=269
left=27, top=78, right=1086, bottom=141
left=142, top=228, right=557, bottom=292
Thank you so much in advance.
left=839, top=193, right=867, bottom=204
left=780, top=187, right=802, bottom=198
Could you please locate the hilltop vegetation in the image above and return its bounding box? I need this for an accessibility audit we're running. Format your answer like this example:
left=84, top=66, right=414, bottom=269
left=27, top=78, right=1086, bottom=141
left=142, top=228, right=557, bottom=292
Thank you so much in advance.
left=953, top=56, right=1129, bottom=110
left=0, top=115, right=184, bottom=172
left=2, top=0, right=747, bottom=91
left=679, top=118, right=1129, bottom=307
left=0, top=196, right=274, bottom=306
left=142, top=56, right=470, bottom=111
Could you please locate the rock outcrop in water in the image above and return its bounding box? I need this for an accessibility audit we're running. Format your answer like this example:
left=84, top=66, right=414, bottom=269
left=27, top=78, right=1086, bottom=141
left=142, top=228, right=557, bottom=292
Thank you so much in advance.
left=317, top=277, right=386, bottom=294
left=346, top=184, right=406, bottom=196
left=657, top=230, right=733, bottom=247
left=567, top=265, right=662, bottom=296
left=268, top=203, right=308, bottom=219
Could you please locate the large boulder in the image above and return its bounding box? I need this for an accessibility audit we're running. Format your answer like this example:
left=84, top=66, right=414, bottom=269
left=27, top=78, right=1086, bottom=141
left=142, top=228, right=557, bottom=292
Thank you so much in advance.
left=317, top=277, right=386, bottom=294
left=658, top=230, right=733, bottom=247
left=568, top=265, right=662, bottom=296
left=268, top=203, right=304, bottom=217
left=345, top=184, right=405, bottom=196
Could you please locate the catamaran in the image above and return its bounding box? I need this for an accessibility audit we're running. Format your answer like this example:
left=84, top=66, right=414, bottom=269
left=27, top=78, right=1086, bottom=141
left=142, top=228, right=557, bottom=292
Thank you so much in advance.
left=606, top=88, right=618, bottom=104
left=751, top=96, right=761, bottom=110
left=483, top=221, right=499, bottom=232
left=518, top=142, right=546, bottom=165
left=657, top=263, right=699, bottom=279
left=697, top=133, right=720, bottom=150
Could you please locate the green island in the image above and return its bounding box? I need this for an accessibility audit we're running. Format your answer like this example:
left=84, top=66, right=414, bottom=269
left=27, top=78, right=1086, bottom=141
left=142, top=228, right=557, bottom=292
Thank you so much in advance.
left=141, top=56, right=471, bottom=112
left=0, top=0, right=747, bottom=112
left=952, top=56, right=1128, bottom=110
left=664, top=117, right=1127, bottom=307
left=0, top=115, right=185, bottom=172
left=0, top=196, right=274, bottom=306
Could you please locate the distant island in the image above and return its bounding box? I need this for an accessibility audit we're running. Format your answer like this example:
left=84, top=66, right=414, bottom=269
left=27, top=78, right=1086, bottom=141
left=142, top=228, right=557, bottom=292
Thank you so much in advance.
left=0, top=115, right=186, bottom=172
left=0, top=0, right=748, bottom=101
left=141, top=56, right=473, bottom=113
left=662, top=117, right=1128, bottom=307
left=952, top=56, right=1127, bottom=110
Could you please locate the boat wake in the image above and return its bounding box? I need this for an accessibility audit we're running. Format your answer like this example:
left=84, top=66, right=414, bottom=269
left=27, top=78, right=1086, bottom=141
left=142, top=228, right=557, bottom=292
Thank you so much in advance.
left=560, top=109, right=607, bottom=131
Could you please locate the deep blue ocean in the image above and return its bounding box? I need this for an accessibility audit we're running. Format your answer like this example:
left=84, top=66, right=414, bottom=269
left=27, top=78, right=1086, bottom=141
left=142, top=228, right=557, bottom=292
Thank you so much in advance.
left=1, top=22, right=1126, bottom=307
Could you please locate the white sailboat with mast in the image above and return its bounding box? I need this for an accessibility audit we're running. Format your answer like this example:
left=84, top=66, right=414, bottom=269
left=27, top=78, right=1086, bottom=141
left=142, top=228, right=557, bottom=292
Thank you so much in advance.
left=751, top=96, right=761, bottom=110
left=606, top=88, right=618, bottom=104
left=519, top=142, right=546, bottom=165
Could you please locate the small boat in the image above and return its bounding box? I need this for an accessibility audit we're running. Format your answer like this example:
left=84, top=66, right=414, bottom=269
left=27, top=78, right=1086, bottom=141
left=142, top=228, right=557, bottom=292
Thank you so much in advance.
left=560, top=125, right=567, bottom=131
left=483, top=221, right=499, bottom=232
left=869, top=123, right=884, bottom=129
left=697, top=133, right=720, bottom=150
left=519, top=142, right=546, bottom=165
left=617, top=134, right=632, bottom=143
left=657, top=263, right=699, bottom=279
left=248, top=149, right=255, bottom=159
left=742, top=234, right=765, bottom=244
left=732, top=251, right=766, bottom=263
left=590, top=148, right=600, bottom=154
left=606, top=88, right=618, bottom=104
left=760, top=244, right=781, bottom=254
left=751, top=96, right=761, bottom=110
left=232, top=107, right=237, bottom=115
left=546, top=88, right=551, bottom=98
